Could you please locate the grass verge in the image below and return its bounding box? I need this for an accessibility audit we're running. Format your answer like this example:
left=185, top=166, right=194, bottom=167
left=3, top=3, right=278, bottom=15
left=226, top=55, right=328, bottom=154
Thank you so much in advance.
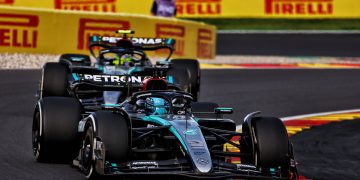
left=185, top=18, right=360, bottom=30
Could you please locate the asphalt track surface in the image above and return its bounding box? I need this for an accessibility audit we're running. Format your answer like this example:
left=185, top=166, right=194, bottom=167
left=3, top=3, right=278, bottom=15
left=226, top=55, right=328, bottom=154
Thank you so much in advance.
left=217, top=33, right=360, bottom=57
left=1, top=69, right=360, bottom=179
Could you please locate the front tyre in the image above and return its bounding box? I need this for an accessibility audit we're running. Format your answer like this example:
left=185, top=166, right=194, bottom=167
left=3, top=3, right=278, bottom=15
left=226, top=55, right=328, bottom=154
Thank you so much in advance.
left=241, top=117, right=291, bottom=177
left=81, top=126, right=100, bottom=179
left=80, top=111, right=130, bottom=178
left=32, top=97, right=82, bottom=163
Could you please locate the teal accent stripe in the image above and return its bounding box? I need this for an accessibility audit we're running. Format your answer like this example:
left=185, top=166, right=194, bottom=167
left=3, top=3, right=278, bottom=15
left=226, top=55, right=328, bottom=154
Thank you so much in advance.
left=218, top=108, right=233, bottom=110
left=128, top=67, right=136, bottom=75
left=194, top=117, right=200, bottom=122
left=72, top=73, right=79, bottom=81
left=128, top=67, right=142, bottom=75
left=269, top=168, right=276, bottom=175
left=99, top=66, right=104, bottom=72
left=102, top=104, right=119, bottom=107
left=169, top=126, right=188, bottom=151
left=142, top=116, right=188, bottom=151
left=142, top=116, right=171, bottom=126
left=167, top=76, right=174, bottom=84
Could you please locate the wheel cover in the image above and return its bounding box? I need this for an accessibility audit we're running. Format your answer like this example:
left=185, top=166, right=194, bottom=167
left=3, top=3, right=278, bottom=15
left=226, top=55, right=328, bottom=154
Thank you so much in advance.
left=82, top=130, right=94, bottom=177
left=32, top=112, right=41, bottom=157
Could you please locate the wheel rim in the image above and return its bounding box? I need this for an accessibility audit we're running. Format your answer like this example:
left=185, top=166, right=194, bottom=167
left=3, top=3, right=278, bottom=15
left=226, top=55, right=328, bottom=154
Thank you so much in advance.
left=32, top=112, right=41, bottom=157
left=82, top=130, right=93, bottom=177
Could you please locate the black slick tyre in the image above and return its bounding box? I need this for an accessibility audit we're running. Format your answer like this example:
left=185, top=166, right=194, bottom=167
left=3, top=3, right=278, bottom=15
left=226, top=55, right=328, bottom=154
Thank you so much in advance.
left=81, top=111, right=130, bottom=178
left=167, top=67, right=190, bottom=93
left=94, top=111, right=130, bottom=162
left=32, top=97, right=82, bottom=163
left=41, top=62, right=68, bottom=98
left=171, top=59, right=200, bottom=101
left=241, top=117, right=290, bottom=174
left=81, top=126, right=100, bottom=179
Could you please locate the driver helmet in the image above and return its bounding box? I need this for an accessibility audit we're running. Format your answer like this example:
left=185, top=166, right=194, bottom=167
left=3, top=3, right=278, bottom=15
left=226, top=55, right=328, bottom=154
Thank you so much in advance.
left=112, top=54, right=134, bottom=67
left=145, top=97, right=169, bottom=115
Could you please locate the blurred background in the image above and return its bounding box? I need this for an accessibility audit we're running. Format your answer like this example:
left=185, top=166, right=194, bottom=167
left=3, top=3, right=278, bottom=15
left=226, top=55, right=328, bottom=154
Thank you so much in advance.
left=1, top=0, right=360, bottom=180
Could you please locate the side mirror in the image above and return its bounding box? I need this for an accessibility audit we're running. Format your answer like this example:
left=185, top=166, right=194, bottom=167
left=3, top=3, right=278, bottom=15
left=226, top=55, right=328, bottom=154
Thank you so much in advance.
left=214, top=107, right=233, bottom=114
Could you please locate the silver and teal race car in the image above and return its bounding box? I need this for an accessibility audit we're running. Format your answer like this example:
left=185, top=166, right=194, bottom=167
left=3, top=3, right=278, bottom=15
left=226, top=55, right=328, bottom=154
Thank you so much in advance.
left=57, top=30, right=201, bottom=101
left=33, top=88, right=298, bottom=179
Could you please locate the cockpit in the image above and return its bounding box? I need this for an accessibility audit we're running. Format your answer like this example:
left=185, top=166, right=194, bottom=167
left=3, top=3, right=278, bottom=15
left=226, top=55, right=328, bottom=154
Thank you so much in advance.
left=122, top=91, right=193, bottom=116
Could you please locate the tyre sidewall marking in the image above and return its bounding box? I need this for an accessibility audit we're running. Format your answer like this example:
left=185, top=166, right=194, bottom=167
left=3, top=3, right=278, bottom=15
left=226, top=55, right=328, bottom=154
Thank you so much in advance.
left=38, top=101, right=43, bottom=137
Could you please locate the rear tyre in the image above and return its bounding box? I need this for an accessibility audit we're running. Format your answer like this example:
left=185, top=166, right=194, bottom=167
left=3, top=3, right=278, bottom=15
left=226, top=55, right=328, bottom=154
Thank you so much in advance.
left=171, top=59, right=200, bottom=101
left=167, top=67, right=190, bottom=93
left=33, top=97, right=82, bottom=163
left=41, top=62, right=68, bottom=98
left=241, top=117, right=290, bottom=176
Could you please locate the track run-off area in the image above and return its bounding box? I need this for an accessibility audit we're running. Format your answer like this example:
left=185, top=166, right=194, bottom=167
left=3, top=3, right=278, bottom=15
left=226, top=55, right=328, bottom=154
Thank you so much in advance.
left=1, top=69, right=360, bottom=179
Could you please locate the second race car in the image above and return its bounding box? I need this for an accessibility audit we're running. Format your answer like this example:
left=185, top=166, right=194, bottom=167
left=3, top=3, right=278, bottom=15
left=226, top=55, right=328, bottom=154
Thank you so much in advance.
left=57, top=30, right=201, bottom=101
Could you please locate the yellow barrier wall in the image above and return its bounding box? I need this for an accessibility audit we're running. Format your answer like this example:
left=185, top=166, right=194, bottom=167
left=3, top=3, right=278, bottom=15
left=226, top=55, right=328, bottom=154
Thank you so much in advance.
left=176, top=0, right=341, bottom=18
left=1, top=0, right=360, bottom=18
left=0, top=0, right=153, bottom=14
left=0, top=6, right=216, bottom=59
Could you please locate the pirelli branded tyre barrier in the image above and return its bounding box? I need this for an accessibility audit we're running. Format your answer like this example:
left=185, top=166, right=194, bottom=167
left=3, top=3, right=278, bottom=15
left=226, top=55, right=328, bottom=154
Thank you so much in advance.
left=2, top=0, right=360, bottom=18
left=0, top=6, right=216, bottom=59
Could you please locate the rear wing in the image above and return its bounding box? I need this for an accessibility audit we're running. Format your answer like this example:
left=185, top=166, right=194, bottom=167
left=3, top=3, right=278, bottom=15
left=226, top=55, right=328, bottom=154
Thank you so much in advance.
left=89, top=35, right=175, bottom=61
left=90, top=35, right=175, bottom=49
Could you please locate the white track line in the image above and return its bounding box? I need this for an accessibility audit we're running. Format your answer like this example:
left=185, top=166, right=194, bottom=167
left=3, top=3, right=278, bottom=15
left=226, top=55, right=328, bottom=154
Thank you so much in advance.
left=236, top=108, right=360, bottom=130
left=281, top=108, right=360, bottom=121
left=217, top=30, right=360, bottom=34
